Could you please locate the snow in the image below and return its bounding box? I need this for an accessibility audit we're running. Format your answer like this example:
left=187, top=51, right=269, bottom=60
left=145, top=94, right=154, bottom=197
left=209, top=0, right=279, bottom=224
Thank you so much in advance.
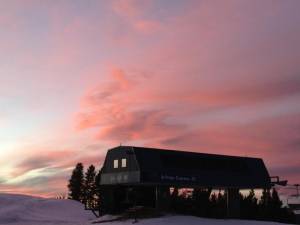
left=95, top=215, right=291, bottom=225
left=288, top=196, right=300, bottom=205
left=0, top=193, right=94, bottom=225
left=0, top=193, right=292, bottom=225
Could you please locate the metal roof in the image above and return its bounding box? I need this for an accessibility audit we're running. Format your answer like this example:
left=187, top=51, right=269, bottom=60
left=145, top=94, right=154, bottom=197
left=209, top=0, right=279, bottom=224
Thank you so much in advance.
left=100, top=146, right=271, bottom=189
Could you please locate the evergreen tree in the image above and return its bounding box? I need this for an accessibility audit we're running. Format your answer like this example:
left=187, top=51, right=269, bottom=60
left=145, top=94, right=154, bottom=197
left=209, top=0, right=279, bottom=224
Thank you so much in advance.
left=171, top=187, right=179, bottom=198
left=260, top=189, right=271, bottom=207
left=269, top=188, right=283, bottom=221
left=68, top=163, right=84, bottom=202
left=209, top=192, right=218, bottom=217
left=83, top=164, right=97, bottom=208
left=170, top=187, right=179, bottom=212
left=192, top=188, right=212, bottom=217
left=247, top=189, right=256, bottom=202
left=95, top=169, right=102, bottom=210
left=216, top=190, right=226, bottom=218
left=270, top=188, right=282, bottom=209
left=259, top=188, right=272, bottom=220
left=241, top=189, right=258, bottom=219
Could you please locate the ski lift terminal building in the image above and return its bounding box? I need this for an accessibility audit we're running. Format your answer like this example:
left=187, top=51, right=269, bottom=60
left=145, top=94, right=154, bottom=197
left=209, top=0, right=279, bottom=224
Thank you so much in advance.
left=99, top=146, right=272, bottom=217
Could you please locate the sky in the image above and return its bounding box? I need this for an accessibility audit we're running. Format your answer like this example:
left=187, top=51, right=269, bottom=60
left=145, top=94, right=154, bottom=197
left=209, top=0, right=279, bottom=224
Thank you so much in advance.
left=0, top=0, right=299, bottom=197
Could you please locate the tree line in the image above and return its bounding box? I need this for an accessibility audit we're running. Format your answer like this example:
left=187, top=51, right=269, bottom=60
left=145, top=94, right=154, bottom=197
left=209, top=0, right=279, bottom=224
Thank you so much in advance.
left=170, top=188, right=295, bottom=223
left=67, top=163, right=101, bottom=209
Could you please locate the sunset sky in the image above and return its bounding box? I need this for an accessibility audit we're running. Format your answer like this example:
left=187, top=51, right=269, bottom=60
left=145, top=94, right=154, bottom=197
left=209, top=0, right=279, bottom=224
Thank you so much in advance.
left=0, top=0, right=299, bottom=197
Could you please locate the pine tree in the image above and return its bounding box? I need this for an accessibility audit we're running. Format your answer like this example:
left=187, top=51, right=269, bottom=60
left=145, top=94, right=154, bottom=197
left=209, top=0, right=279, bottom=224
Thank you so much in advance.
left=260, top=188, right=271, bottom=207
left=216, top=190, right=226, bottom=218
left=210, top=192, right=217, bottom=205
left=270, top=188, right=282, bottom=209
left=242, top=189, right=258, bottom=219
left=170, top=187, right=179, bottom=212
left=209, top=192, right=218, bottom=217
left=68, top=163, right=84, bottom=202
left=95, top=169, right=102, bottom=212
left=171, top=187, right=179, bottom=198
left=192, top=188, right=212, bottom=216
left=270, top=188, right=283, bottom=221
left=259, top=188, right=272, bottom=220
left=83, top=164, right=97, bottom=208
left=247, top=189, right=256, bottom=202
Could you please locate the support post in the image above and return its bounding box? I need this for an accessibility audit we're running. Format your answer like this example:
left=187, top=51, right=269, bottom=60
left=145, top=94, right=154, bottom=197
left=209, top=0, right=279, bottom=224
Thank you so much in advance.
left=226, top=188, right=240, bottom=218
left=155, top=186, right=171, bottom=211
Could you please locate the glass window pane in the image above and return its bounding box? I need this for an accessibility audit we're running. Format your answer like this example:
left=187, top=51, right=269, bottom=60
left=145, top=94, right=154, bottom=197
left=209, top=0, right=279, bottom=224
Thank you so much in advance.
left=113, top=159, right=118, bottom=168
left=121, top=158, right=127, bottom=168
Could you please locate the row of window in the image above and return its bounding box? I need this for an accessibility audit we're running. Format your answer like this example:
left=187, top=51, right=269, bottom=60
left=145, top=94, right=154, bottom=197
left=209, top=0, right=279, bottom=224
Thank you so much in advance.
left=113, top=158, right=127, bottom=168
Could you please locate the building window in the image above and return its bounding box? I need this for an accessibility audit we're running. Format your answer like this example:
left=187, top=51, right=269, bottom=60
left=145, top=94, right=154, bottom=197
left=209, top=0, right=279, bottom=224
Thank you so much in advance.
left=121, top=158, right=127, bottom=168
left=113, top=159, right=119, bottom=168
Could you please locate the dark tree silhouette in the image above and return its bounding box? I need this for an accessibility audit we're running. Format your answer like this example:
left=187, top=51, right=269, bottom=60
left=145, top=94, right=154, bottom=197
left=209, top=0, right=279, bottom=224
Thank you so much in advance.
left=83, top=164, right=97, bottom=208
left=260, top=189, right=271, bottom=206
left=192, top=188, right=212, bottom=216
left=68, top=163, right=84, bottom=202
left=259, top=188, right=272, bottom=220
left=95, top=169, right=103, bottom=212
left=270, top=188, right=282, bottom=209
left=170, top=187, right=179, bottom=212
left=269, top=188, right=284, bottom=221
left=241, top=189, right=258, bottom=219
left=216, top=190, right=226, bottom=218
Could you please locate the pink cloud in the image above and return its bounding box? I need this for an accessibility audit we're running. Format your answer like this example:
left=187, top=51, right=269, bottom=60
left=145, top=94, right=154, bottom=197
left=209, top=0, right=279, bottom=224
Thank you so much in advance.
left=134, top=19, right=161, bottom=33
left=0, top=146, right=106, bottom=197
left=2, top=0, right=300, bottom=196
left=160, top=113, right=300, bottom=182
left=76, top=60, right=300, bottom=183
left=11, top=150, right=75, bottom=177
left=111, top=0, right=161, bottom=34
left=97, top=109, right=184, bottom=141
left=112, top=0, right=144, bottom=18
left=75, top=0, right=300, bottom=188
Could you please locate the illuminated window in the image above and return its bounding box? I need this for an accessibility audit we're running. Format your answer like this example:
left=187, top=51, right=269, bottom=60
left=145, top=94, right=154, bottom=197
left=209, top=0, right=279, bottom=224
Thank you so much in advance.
left=113, top=159, right=119, bottom=168
left=121, top=158, right=127, bottom=168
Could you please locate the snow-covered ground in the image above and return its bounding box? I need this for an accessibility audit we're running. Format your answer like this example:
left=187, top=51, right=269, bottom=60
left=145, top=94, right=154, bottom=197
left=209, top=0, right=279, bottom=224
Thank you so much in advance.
left=97, top=216, right=293, bottom=225
left=0, top=193, right=94, bottom=225
left=0, top=193, right=293, bottom=225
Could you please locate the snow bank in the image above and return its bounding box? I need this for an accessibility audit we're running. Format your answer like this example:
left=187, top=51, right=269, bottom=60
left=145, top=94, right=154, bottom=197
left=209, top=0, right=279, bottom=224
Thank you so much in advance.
left=0, top=193, right=94, bottom=225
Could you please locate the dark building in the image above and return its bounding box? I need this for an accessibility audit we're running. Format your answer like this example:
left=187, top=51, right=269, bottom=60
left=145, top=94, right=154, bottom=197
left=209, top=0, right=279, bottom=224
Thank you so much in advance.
left=99, top=146, right=271, bottom=217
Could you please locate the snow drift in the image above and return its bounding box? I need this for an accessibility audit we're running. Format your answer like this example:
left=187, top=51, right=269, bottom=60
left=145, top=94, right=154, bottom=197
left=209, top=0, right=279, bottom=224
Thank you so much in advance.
left=0, top=193, right=94, bottom=225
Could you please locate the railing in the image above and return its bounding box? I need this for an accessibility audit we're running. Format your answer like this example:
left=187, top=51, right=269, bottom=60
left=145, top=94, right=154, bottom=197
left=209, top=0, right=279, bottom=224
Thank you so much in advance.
left=270, top=176, right=288, bottom=186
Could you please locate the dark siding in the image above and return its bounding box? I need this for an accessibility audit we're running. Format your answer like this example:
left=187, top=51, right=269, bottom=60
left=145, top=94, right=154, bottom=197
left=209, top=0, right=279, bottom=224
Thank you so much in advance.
left=101, top=147, right=139, bottom=173
left=100, top=146, right=271, bottom=188
left=100, top=147, right=141, bottom=185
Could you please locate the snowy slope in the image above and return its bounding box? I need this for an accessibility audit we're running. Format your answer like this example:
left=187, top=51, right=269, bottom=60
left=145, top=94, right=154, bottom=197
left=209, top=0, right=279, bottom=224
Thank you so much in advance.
left=0, top=193, right=94, bottom=225
left=0, top=193, right=293, bottom=225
